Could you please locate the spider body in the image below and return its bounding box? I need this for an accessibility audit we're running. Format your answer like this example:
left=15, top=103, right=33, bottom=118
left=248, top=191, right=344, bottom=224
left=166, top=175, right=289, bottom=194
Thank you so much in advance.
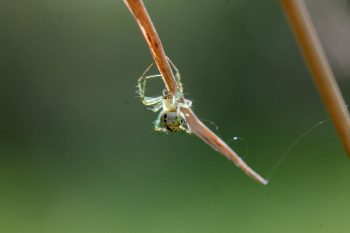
left=159, top=111, right=186, bottom=132
left=137, top=58, right=192, bottom=133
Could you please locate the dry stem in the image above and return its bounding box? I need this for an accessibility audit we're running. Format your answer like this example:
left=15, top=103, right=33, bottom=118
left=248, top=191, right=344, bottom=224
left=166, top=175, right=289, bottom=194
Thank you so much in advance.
left=282, top=0, right=350, bottom=157
left=124, top=0, right=268, bottom=185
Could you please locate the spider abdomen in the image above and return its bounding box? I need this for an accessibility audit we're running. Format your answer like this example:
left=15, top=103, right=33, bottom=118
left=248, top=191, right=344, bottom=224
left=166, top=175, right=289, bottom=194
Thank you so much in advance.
left=160, top=111, right=185, bottom=132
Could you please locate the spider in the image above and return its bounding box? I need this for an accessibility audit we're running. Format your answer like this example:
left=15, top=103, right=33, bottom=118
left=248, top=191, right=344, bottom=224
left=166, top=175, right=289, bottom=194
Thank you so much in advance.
left=137, top=58, right=192, bottom=133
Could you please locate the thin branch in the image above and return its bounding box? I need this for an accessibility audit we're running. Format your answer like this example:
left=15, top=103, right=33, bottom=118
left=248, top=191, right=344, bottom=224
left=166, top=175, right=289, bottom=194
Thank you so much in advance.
left=123, top=0, right=177, bottom=96
left=124, top=0, right=268, bottom=185
left=282, top=0, right=350, bottom=157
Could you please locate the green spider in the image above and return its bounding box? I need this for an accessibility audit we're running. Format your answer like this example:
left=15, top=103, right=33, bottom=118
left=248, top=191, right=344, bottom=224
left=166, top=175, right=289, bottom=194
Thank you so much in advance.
left=137, top=58, right=192, bottom=133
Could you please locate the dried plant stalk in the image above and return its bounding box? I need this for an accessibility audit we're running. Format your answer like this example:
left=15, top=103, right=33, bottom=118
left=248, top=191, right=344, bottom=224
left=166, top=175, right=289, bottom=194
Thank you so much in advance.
left=282, top=0, right=350, bottom=157
left=124, top=0, right=268, bottom=185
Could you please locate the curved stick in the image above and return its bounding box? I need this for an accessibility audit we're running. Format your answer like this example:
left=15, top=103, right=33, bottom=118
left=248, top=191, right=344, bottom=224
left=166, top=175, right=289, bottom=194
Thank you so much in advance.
left=124, top=0, right=268, bottom=185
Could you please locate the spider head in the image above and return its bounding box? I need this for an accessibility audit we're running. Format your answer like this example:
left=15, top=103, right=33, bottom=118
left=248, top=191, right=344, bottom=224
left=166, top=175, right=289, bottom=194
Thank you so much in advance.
left=161, top=89, right=176, bottom=111
left=162, top=89, right=170, bottom=99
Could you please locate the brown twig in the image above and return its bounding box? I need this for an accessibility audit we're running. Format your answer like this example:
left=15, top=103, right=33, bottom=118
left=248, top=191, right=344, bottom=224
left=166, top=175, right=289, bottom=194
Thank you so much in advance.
left=124, top=0, right=268, bottom=185
left=282, top=0, right=350, bottom=157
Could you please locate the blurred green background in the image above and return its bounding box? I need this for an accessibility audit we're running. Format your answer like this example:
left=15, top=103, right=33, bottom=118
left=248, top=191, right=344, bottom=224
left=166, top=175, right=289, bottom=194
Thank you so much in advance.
left=1, top=0, right=349, bottom=232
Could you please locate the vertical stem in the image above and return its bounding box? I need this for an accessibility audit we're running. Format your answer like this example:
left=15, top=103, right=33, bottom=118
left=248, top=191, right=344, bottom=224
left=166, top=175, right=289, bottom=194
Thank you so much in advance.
left=124, top=0, right=178, bottom=96
left=282, top=0, right=350, bottom=157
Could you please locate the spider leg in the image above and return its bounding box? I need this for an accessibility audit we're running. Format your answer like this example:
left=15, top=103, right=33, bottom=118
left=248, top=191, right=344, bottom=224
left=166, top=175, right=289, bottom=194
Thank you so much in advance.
left=137, top=74, right=163, bottom=101
left=137, top=63, right=164, bottom=106
left=178, top=99, right=192, bottom=109
left=138, top=73, right=164, bottom=106
left=141, top=96, right=162, bottom=106
left=149, top=102, right=163, bottom=112
left=179, top=124, right=192, bottom=134
left=167, top=57, right=183, bottom=94
left=137, top=63, right=154, bottom=95
left=178, top=111, right=192, bottom=134
left=184, top=99, right=192, bottom=107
